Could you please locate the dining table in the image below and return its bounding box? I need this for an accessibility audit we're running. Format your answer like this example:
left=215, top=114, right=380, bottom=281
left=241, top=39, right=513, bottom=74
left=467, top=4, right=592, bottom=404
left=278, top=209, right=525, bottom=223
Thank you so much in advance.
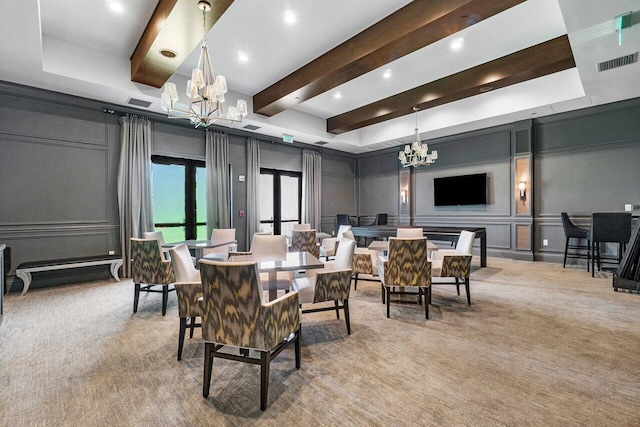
left=229, top=251, right=324, bottom=301
left=163, top=239, right=237, bottom=261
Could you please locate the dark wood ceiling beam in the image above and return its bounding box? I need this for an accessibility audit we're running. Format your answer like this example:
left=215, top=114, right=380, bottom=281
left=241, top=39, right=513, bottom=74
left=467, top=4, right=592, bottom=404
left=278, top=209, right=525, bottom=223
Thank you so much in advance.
left=253, top=0, right=526, bottom=116
left=131, top=0, right=235, bottom=88
left=326, top=35, right=576, bottom=134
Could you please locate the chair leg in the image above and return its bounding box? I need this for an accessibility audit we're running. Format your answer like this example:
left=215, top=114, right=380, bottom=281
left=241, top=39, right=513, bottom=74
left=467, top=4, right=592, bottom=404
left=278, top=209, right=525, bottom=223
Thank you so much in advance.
left=563, top=237, right=569, bottom=268
left=455, top=277, right=460, bottom=296
left=424, top=287, right=429, bottom=319
left=260, top=350, right=271, bottom=411
left=354, top=273, right=359, bottom=290
left=295, top=327, right=301, bottom=369
left=381, top=283, right=386, bottom=304
left=343, top=299, right=351, bottom=335
left=178, top=317, right=186, bottom=361
left=334, top=300, right=340, bottom=319
left=162, top=286, right=168, bottom=316
left=189, top=317, right=196, bottom=338
left=591, top=241, right=595, bottom=277
left=133, top=283, right=140, bottom=313
left=465, top=278, right=471, bottom=305
left=203, top=342, right=214, bottom=398
left=386, top=287, right=391, bottom=318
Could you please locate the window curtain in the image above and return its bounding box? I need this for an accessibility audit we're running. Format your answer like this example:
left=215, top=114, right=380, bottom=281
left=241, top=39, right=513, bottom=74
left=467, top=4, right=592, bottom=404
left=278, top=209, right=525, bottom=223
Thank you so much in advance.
left=302, top=149, right=322, bottom=231
left=117, top=115, right=154, bottom=277
left=246, top=138, right=261, bottom=249
left=205, top=129, right=230, bottom=238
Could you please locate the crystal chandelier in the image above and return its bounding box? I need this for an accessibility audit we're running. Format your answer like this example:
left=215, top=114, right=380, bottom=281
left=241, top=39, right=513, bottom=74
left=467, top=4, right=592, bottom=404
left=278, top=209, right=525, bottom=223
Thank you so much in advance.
left=398, top=107, right=437, bottom=167
left=160, top=0, right=248, bottom=128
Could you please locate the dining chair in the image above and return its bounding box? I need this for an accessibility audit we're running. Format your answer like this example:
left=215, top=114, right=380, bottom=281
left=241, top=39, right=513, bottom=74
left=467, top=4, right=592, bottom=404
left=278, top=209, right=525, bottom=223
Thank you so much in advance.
left=251, top=233, right=294, bottom=291
left=200, top=259, right=301, bottom=411
left=397, top=228, right=424, bottom=238
left=589, top=213, right=632, bottom=277
left=379, top=237, right=431, bottom=319
left=336, top=214, right=352, bottom=226
left=561, top=212, right=589, bottom=268
left=290, top=229, right=319, bottom=258
left=320, top=225, right=353, bottom=260
left=130, top=238, right=175, bottom=315
left=430, top=230, right=475, bottom=303
left=202, top=228, right=237, bottom=261
left=169, top=243, right=202, bottom=360
left=292, top=239, right=355, bottom=334
left=293, top=223, right=312, bottom=230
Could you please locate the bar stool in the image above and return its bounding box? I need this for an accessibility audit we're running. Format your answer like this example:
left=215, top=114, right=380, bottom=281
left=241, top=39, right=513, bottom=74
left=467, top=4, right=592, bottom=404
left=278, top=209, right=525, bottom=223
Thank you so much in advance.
left=561, top=212, right=589, bottom=268
left=589, top=213, right=632, bottom=277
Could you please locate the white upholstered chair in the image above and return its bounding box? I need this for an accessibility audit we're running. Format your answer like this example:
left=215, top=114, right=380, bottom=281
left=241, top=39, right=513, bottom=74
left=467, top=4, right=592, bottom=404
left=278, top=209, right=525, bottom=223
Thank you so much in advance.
left=169, top=243, right=202, bottom=360
left=292, top=239, right=356, bottom=334
left=430, top=230, right=475, bottom=305
left=397, top=228, right=424, bottom=238
left=202, top=228, right=237, bottom=261
left=320, top=225, right=352, bottom=260
left=251, top=234, right=294, bottom=291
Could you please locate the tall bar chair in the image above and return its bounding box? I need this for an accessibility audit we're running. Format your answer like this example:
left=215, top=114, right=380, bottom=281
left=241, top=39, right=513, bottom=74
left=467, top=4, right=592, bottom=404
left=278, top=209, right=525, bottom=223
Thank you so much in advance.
left=561, top=212, right=589, bottom=269
left=589, top=213, right=632, bottom=277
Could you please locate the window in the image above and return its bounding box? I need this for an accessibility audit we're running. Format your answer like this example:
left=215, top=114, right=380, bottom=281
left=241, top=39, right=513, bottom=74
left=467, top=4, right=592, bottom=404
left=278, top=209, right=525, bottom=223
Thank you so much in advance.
left=259, top=168, right=302, bottom=235
left=151, top=156, right=207, bottom=242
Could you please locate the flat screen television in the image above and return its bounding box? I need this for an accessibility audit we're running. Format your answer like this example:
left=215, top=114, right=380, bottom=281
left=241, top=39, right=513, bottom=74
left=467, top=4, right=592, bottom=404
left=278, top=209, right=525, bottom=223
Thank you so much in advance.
left=434, top=173, right=487, bottom=206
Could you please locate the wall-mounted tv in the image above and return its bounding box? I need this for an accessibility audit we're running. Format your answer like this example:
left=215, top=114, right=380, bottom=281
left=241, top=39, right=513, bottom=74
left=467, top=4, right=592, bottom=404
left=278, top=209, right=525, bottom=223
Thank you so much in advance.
left=434, top=173, right=487, bottom=206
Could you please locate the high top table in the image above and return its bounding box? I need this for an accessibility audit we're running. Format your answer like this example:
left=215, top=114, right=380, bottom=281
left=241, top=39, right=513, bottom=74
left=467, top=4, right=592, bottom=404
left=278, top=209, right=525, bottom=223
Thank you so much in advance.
left=352, top=225, right=487, bottom=267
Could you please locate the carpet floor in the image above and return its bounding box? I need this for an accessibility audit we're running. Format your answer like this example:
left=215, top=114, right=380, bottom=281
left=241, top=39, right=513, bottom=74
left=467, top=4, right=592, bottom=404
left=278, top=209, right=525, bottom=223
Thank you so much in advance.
left=1, top=258, right=639, bottom=426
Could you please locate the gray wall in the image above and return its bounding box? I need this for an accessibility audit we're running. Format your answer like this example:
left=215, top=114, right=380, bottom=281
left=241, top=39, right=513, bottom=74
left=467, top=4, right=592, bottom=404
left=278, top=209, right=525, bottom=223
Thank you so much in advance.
left=357, top=98, right=640, bottom=261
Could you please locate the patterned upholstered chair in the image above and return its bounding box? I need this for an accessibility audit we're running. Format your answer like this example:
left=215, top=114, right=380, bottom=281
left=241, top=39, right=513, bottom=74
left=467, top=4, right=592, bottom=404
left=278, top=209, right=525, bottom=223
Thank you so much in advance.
left=130, top=238, right=175, bottom=316
left=143, top=230, right=170, bottom=260
left=379, top=237, right=431, bottom=319
left=293, top=223, right=312, bottom=230
left=199, top=260, right=301, bottom=411
left=352, top=246, right=380, bottom=290
left=202, top=228, right=237, bottom=261
left=170, top=243, right=203, bottom=360
left=430, top=230, right=475, bottom=304
left=320, top=225, right=352, bottom=260
left=251, top=234, right=294, bottom=292
left=290, top=229, right=319, bottom=258
left=292, top=239, right=356, bottom=334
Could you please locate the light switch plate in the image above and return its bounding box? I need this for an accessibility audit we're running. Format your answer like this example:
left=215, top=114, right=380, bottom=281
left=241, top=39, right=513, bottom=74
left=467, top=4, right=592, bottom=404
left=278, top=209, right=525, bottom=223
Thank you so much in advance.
left=625, top=204, right=633, bottom=211
left=542, top=239, right=548, bottom=246
left=239, top=175, right=245, bottom=182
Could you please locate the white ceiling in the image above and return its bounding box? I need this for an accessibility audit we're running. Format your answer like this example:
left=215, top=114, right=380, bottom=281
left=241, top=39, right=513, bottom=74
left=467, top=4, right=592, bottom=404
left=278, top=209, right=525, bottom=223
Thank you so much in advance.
left=1, top=0, right=639, bottom=154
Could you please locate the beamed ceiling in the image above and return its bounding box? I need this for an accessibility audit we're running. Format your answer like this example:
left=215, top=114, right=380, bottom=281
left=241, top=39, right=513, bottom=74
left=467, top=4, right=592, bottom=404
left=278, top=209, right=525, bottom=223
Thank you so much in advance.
left=2, top=0, right=639, bottom=153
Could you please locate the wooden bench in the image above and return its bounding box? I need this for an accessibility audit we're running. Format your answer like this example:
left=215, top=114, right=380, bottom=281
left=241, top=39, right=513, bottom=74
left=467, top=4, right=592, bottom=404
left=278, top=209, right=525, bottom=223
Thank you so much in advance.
left=13, top=255, right=123, bottom=295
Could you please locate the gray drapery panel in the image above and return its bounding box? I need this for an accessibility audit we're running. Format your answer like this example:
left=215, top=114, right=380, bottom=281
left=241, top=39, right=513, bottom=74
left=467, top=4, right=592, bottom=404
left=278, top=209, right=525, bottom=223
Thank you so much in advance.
left=117, top=115, right=154, bottom=277
left=205, top=129, right=230, bottom=238
left=246, top=138, right=261, bottom=249
left=302, top=149, right=322, bottom=231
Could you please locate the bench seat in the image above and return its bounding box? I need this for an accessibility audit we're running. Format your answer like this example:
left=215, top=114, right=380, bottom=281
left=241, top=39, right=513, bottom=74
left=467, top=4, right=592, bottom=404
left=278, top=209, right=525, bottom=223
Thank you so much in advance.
left=14, top=255, right=123, bottom=295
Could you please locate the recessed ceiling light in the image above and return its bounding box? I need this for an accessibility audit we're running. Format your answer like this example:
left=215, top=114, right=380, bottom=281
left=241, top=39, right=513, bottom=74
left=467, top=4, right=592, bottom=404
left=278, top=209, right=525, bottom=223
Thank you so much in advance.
left=284, top=10, right=296, bottom=25
left=334, top=92, right=342, bottom=99
left=108, top=1, right=124, bottom=13
left=383, top=69, right=392, bottom=79
left=238, top=51, right=249, bottom=62
left=450, top=37, right=464, bottom=50
left=160, top=49, right=177, bottom=58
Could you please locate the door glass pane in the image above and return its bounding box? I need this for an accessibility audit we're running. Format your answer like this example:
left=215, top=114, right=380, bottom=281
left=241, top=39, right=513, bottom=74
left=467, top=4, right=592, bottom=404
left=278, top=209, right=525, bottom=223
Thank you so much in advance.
left=280, top=221, right=296, bottom=238
left=195, top=166, right=207, bottom=240
left=259, top=174, right=274, bottom=222
left=156, top=226, right=185, bottom=243
left=280, top=175, right=300, bottom=221
left=152, top=163, right=186, bottom=242
left=259, top=223, right=274, bottom=235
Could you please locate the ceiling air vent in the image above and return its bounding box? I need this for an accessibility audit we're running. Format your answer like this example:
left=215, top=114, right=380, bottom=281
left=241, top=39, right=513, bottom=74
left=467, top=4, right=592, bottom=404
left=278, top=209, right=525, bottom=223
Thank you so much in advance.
left=314, top=141, right=329, bottom=145
left=126, top=97, right=152, bottom=108
left=597, top=52, right=638, bottom=72
left=243, top=124, right=261, bottom=130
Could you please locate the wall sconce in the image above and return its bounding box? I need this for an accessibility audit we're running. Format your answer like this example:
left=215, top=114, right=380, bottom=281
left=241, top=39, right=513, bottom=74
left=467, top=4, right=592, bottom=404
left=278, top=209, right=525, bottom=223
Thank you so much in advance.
left=519, top=181, right=527, bottom=201
left=401, top=189, right=408, bottom=204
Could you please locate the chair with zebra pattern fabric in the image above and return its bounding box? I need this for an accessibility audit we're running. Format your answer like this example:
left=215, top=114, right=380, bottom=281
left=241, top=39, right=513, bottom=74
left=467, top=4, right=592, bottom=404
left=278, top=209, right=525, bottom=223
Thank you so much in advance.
left=199, top=259, right=301, bottom=411
left=130, top=238, right=175, bottom=316
left=379, top=237, right=431, bottom=319
left=430, top=230, right=475, bottom=305
left=290, top=229, right=319, bottom=258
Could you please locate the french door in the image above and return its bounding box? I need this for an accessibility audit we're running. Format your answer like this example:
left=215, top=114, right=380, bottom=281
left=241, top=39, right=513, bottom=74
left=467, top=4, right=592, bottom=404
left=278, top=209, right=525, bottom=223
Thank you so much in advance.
left=259, top=168, right=302, bottom=235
